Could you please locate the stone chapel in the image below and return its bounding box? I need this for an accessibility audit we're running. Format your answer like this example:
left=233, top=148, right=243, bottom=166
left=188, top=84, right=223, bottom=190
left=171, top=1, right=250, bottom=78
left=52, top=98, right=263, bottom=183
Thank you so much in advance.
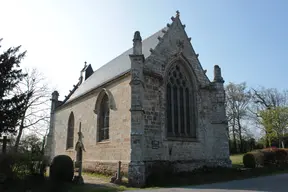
left=45, top=11, right=231, bottom=186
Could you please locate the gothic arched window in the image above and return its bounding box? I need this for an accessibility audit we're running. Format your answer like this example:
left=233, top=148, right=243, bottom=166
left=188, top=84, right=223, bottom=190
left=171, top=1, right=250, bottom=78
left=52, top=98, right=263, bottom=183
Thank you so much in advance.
left=98, top=93, right=110, bottom=142
left=66, top=112, right=75, bottom=149
left=166, top=62, right=196, bottom=138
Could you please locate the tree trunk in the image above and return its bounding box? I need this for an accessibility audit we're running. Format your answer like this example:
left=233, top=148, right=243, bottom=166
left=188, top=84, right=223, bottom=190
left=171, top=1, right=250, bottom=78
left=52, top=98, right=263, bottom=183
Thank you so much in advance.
left=232, top=118, right=237, bottom=153
left=278, top=133, right=281, bottom=148
left=14, top=118, right=24, bottom=152
left=237, top=116, right=243, bottom=153
left=282, top=131, right=285, bottom=148
left=265, top=130, right=269, bottom=148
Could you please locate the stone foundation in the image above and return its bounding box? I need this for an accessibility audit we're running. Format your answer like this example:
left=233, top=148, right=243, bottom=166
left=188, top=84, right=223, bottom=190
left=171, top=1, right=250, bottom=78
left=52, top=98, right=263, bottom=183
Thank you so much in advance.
left=128, top=161, right=146, bottom=187
left=172, top=159, right=232, bottom=172
left=128, top=158, right=231, bottom=187
left=81, top=159, right=231, bottom=186
left=82, top=161, right=129, bottom=176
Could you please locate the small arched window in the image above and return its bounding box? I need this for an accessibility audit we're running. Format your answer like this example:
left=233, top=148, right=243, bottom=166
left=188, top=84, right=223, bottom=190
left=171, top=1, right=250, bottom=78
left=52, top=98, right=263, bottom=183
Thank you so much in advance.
left=166, top=62, right=196, bottom=138
left=66, top=112, right=75, bottom=149
left=98, top=93, right=110, bottom=142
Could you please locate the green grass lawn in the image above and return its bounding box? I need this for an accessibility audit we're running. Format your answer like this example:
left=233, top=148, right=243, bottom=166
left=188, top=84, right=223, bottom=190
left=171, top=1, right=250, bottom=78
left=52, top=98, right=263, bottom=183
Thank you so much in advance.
left=230, top=153, right=244, bottom=167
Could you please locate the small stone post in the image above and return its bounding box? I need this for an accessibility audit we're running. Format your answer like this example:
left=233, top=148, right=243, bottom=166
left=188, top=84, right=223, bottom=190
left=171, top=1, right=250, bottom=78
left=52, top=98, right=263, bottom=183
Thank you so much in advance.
left=116, top=161, right=122, bottom=183
left=0, top=136, right=10, bottom=154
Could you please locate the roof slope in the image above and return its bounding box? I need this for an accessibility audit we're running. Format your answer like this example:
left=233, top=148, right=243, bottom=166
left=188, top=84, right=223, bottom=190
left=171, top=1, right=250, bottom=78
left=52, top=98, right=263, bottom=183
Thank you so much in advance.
left=65, top=27, right=167, bottom=104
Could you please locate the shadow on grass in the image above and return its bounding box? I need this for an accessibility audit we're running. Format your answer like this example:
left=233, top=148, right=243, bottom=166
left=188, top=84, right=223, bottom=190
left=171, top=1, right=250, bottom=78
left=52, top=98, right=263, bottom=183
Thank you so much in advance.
left=0, top=176, right=120, bottom=192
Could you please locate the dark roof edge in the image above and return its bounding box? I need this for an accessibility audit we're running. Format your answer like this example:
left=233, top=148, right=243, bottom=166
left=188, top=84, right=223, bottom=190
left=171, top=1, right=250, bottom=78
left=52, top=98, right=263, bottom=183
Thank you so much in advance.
left=55, top=69, right=131, bottom=112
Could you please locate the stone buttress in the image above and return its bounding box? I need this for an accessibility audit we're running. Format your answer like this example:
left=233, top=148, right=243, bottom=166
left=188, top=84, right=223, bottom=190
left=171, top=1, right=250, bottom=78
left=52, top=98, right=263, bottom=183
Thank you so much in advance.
left=128, top=31, right=146, bottom=187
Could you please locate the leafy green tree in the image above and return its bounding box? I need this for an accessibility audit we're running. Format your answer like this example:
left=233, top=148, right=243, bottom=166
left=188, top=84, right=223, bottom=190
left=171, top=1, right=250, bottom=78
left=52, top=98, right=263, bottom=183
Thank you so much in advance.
left=259, top=107, right=288, bottom=148
left=250, top=87, right=288, bottom=147
left=0, top=38, right=31, bottom=136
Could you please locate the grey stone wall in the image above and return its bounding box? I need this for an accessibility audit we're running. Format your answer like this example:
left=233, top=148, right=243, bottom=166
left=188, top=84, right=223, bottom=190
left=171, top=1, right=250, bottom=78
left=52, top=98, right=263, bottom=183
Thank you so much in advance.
left=52, top=74, right=132, bottom=174
left=129, top=14, right=231, bottom=185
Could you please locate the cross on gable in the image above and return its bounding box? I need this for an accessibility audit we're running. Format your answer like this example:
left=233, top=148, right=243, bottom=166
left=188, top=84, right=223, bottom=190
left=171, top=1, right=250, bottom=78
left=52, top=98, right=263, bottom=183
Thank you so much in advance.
left=176, top=10, right=180, bottom=18
left=0, top=136, right=11, bottom=154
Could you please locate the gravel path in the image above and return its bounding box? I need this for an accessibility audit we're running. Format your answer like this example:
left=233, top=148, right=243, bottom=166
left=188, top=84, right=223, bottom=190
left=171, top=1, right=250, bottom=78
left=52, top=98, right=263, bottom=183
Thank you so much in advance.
left=126, top=173, right=288, bottom=192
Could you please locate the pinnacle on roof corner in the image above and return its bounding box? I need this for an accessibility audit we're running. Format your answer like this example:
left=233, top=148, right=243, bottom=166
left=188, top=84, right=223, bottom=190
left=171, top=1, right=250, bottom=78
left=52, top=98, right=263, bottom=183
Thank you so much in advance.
left=133, top=31, right=142, bottom=42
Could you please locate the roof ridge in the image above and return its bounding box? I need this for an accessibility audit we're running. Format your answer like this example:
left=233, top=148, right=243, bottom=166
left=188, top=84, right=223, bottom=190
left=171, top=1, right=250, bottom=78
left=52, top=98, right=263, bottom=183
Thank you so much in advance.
left=90, top=27, right=168, bottom=74
left=62, top=25, right=167, bottom=105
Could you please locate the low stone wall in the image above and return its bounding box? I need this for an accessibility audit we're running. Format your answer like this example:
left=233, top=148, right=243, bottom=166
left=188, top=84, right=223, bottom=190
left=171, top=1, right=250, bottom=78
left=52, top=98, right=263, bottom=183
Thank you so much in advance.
left=82, top=161, right=129, bottom=176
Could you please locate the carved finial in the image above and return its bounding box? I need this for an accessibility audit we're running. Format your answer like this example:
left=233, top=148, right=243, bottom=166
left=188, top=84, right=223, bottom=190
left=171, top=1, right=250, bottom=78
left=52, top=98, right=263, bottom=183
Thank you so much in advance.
left=132, top=31, right=142, bottom=55
left=188, top=37, right=191, bottom=42
left=204, top=69, right=207, bottom=74
left=84, top=61, right=87, bottom=66
left=52, top=91, right=59, bottom=101
left=213, top=65, right=224, bottom=83
left=133, top=31, right=142, bottom=42
left=171, top=16, right=175, bottom=21
left=196, top=54, right=199, bottom=58
left=167, top=23, right=171, bottom=27
left=182, top=24, right=186, bottom=28
left=176, top=10, right=180, bottom=18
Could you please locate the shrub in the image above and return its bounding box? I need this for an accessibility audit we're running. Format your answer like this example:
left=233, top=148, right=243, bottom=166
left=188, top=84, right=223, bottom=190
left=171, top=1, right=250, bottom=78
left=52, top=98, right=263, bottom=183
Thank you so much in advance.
left=274, top=149, right=288, bottom=163
left=244, top=148, right=288, bottom=168
left=49, top=155, right=74, bottom=182
left=0, top=154, right=14, bottom=181
left=243, top=152, right=264, bottom=168
left=0, top=152, right=46, bottom=183
left=260, top=150, right=276, bottom=165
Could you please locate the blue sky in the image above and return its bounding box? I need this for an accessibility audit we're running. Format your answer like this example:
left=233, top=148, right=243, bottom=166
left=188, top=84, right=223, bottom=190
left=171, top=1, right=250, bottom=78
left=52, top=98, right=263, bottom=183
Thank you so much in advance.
left=0, top=0, right=287, bottom=101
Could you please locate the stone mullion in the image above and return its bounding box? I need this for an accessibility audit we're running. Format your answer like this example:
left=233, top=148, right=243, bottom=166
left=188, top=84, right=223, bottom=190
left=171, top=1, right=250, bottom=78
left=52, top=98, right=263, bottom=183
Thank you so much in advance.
left=171, top=85, right=175, bottom=136
left=191, top=92, right=196, bottom=137
left=183, top=87, right=187, bottom=136
left=177, top=86, right=181, bottom=136
left=189, top=91, right=193, bottom=137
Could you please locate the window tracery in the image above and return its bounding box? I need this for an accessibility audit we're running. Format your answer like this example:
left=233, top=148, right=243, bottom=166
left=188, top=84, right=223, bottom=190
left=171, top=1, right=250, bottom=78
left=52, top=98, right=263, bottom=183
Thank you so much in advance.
left=166, top=62, right=196, bottom=138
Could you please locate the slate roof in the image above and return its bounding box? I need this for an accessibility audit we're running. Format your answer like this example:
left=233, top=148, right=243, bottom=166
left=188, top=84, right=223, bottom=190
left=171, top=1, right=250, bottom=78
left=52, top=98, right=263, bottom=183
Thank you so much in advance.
left=65, top=27, right=168, bottom=104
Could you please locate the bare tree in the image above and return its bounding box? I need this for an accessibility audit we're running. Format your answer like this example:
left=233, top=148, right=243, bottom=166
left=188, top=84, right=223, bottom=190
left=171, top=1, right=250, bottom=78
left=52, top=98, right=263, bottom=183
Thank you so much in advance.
left=13, top=68, right=50, bottom=152
left=225, top=82, right=251, bottom=153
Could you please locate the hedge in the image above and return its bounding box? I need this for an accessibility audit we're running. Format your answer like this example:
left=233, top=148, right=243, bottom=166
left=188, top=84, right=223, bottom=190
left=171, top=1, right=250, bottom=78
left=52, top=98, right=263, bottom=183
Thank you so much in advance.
left=243, top=152, right=264, bottom=168
left=0, top=153, right=48, bottom=182
left=243, top=148, right=288, bottom=168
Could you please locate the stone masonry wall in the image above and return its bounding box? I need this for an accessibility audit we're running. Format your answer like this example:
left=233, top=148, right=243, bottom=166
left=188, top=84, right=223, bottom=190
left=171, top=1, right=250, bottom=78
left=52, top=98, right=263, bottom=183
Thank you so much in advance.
left=53, top=74, right=131, bottom=174
left=135, top=15, right=231, bottom=179
left=141, top=71, right=230, bottom=175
